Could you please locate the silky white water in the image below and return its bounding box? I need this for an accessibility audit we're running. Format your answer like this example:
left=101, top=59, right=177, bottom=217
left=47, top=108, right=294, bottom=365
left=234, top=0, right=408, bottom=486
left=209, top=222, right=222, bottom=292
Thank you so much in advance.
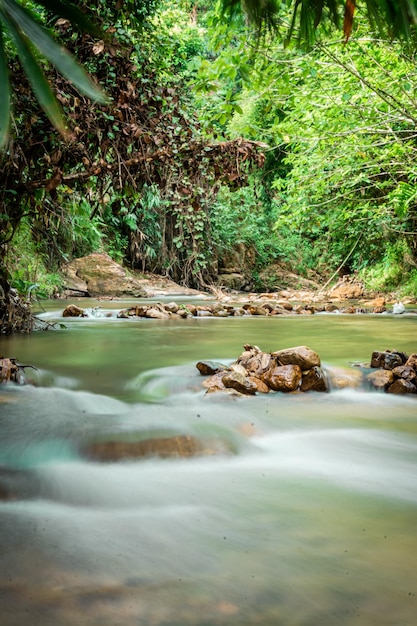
left=0, top=304, right=416, bottom=625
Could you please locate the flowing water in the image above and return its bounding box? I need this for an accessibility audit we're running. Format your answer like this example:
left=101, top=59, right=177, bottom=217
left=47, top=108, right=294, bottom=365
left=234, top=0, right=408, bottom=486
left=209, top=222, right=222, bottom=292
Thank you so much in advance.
left=0, top=300, right=416, bottom=626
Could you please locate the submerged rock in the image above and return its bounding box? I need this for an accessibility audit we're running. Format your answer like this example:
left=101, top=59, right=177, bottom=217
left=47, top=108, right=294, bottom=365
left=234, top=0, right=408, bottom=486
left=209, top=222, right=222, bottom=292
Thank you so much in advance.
left=367, top=369, right=394, bottom=391
left=83, top=434, right=233, bottom=461
left=62, top=304, right=87, bottom=318
left=326, top=366, right=363, bottom=390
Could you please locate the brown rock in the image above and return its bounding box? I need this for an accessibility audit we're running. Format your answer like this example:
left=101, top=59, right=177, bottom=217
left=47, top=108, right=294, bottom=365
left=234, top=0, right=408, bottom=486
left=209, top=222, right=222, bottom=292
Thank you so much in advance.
left=391, top=365, right=416, bottom=383
left=83, top=434, right=231, bottom=461
left=405, top=353, right=417, bottom=371
left=264, top=364, right=302, bottom=392
left=371, top=351, right=404, bottom=370
left=229, top=363, right=248, bottom=377
left=387, top=379, right=417, bottom=395
left=300, top=367, right=328, bottom=392
left=326, top=366, right=363, bottom=390
left=246, top=305, right=268, bottom=316
left=329, top=279, right=364, bottom=300
left=62, top=304, right=87, bottom=318
left=248, top=376, right=270, bottom=393
left=202, top=372, right=227, bottom=392
left=276, top=300, right=293, bottom=311
left=272, top=346, right=321, bottom=370
left=222, top=371, right=257, bottom=395
left=367, top=369, right=394, bottom=391
left=145, top=306, right=170, bottom=319
left=164, top=302, right=179, bottom=313
left=0, top=358, right=20, bottom=383
left=62, top=253, right=146, bottom=297
left=238, top=351, right=273, bottom=377
left=196, top=361, right=229, bottom=376
left=371, top=296, right=386, bottom=307
left=118, top=305, right=148, bottom=317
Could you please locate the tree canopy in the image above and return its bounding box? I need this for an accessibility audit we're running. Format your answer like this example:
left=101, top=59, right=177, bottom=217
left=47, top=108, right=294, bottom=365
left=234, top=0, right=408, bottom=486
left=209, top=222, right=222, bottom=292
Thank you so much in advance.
left=1, top=0, right=417, bottom=334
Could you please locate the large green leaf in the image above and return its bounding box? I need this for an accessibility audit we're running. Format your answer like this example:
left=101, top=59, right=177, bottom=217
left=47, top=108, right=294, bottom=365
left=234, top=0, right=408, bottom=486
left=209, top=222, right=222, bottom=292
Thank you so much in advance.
left=220, top=0, right=417, bottom=44
left=3, top=0, right=108, bottom=103
left=0, top=28, right=10, bottom=146
left=35, top=0, right=102, bottom=37
left=1, top=11, right=66, bottom=135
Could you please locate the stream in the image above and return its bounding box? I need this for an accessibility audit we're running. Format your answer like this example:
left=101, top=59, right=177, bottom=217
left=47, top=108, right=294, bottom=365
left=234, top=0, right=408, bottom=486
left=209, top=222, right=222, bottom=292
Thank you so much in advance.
left=0, top=299, right=416, bottom=626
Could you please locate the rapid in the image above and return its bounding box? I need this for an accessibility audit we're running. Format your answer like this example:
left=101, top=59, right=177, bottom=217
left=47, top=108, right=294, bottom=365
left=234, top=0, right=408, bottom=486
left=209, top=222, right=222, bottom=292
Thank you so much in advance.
left=0, top=300, right=416, bottom=626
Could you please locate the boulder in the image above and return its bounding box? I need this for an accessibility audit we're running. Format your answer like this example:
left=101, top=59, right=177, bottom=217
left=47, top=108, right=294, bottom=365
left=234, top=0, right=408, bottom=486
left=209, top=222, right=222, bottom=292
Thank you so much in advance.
left=237, top=351, right=273, bottom=377
left=164, top=302, right=179, bottom=313
left=387, top=379, right=417, bottom=395
left=300, top=367, right=328, bottom=392
left=196, top=361, right=229, bottom=376
left=328, top=277, right=364, bottom=300
left=264, top=364, right=302, bottom=392
left=370, top=350, right=405, bottom=370
left=145, top=306, right=170, bottom=320
left=203, top=372, right=228, bottom=392
left=62, top=304, right=87, bottom=318
left=222, top=371, right=258, bottom=395
left=216, top=273, right=246, bottom=290
left=367, top=369, right=394, bottom=391
left=391, top=365, right=416, bottom=383
left=272, top=346, right=321, bottom=369
left=62, top=253, right=147, bottom=297
left=405, top=353, right=417, bottom=370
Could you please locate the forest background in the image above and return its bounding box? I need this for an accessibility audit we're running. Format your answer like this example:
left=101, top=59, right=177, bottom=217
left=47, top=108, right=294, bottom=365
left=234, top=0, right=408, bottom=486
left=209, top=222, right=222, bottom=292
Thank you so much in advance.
left=1, top=0, right=417, bottom=309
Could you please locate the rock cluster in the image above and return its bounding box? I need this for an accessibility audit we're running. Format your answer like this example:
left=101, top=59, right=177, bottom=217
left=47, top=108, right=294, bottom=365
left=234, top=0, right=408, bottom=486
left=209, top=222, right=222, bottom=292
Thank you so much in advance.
left=61, top=295, right=416, bottom=319
left=197, top=345, right=327, bottom=396
left=366, top=350, right=417, bottom=394
left=116, top=300, right=296, bottom=319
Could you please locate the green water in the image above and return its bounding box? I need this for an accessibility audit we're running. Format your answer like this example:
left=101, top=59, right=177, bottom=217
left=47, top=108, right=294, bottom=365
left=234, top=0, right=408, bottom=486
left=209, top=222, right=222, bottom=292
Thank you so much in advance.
left=0, top=301, right=416, bottom=625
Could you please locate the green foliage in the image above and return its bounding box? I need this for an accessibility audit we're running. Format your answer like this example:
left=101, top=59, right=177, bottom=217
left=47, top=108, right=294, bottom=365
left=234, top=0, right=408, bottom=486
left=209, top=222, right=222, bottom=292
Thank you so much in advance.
left=6, top=221, right=64, bottom=297
left=219, top=0, right=417, bottom=46
left=211, top=184, right=281, bottom=266
left=359, top=240, right=417, bottom=294
left=0, top=0, right=107, bottom=146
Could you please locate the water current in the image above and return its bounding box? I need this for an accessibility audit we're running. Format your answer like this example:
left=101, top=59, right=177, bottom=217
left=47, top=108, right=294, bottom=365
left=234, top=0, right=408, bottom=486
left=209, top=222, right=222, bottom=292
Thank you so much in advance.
left=0, top=299, right=416, bottom=625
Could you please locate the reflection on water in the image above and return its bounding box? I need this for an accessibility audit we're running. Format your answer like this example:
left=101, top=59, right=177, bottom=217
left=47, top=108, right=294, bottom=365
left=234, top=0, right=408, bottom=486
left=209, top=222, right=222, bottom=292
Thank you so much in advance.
left=0, top=305, right=416, bottom=625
